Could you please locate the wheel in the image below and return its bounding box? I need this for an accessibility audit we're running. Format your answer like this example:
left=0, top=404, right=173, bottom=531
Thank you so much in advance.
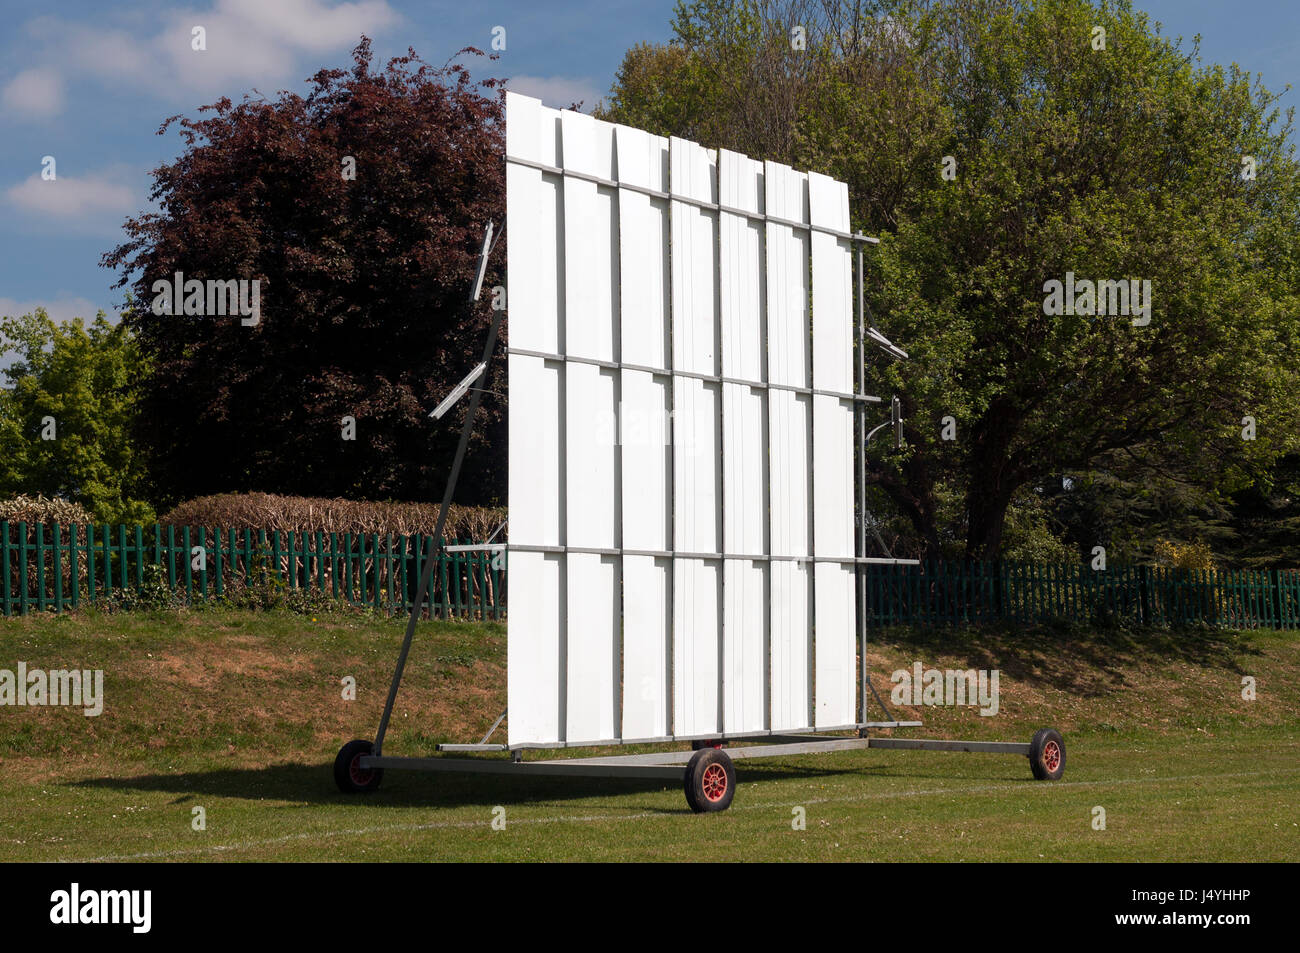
left=684, top=748, right=736, bottom=813
left=690, top=739, right=726, bottom=750
left=334, top=739, right=384, bottom=793
left=1028, top=728, right=1066, bottom=781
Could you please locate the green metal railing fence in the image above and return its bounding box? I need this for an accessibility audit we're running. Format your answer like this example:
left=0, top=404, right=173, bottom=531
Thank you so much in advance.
left=864, top=560, right=1300, bottom=629
left=0, top=521, right=505, bottom=619
left=6, top=525, right=1298, bottom=630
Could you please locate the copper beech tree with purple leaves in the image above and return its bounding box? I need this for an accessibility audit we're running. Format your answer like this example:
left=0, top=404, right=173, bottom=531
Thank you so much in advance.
left=103, top=39, right=506, bottom=508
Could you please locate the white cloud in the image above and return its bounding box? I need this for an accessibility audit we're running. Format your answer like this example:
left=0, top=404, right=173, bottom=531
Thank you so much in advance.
left=48, top=0, right=401, bottom=104
left=0, top=296, right=107, bottom=326
left=5, top=171, right=137, bottom=221
left=1, top=67, right=65, bottom=119
left=506, top=75, right=603, bottom=111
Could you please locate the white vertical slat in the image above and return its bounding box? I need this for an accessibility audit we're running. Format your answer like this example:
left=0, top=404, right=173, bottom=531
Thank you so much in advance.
left=615, top=123, right=672, bottom=739
left=505, top=89, right=567, bottom=747
left=809, top=171, right=857, bottom=727
left=814, top=562, right=856, bottom=727
left=719, top=149, right=768, bottom=733
left=508, top=353, right=564, bottom=551
left=722, top=559, right=767, bottom=732
left=719, top=150, right=765, bottom=381
left=671, top=138, right=719, bottom=376
left=671, top=136, right=721, bottom=736
left=673, top=558, right=720, bottom=735
left=566, top=552, right=619, bottom=743
left=505, top=93, right=563, bottom=355
left=770, top=559, right=812, bottom=730
left=622, top=554, right=670, bottom=739
left=765, top=160, right=813, bottom=728
left=721, top=380, right=766, bottom=733
left=672, top=375, right=721, bottom=736
left=616, top=125, right=670, bottom=369
left=561, top=112, right=621, bottom=744
left=562, top=110, right=618, bottom=363
left=764, top=161, right=810, bottom=389
left=809, top=172, right=853, bottom=393
left=506, top=550, right=563, bottom=745
left=812, top=396, right=854, bottom=558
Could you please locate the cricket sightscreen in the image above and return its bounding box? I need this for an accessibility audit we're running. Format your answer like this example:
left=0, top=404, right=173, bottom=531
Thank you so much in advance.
left=505, top=92, right=861, bottom=747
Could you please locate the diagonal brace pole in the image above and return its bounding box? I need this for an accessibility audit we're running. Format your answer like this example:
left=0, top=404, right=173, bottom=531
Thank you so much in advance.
left=373, top=223, right=503, bottom=755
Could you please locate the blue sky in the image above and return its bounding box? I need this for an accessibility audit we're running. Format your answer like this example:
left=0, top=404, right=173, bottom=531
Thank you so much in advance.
left=0, top=0, right=1296, bottom=332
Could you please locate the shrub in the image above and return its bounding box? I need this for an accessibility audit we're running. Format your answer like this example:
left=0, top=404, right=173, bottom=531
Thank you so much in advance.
left=0, top=494, right=93, bottom=527
left=159, top=492, right=505, bottom=540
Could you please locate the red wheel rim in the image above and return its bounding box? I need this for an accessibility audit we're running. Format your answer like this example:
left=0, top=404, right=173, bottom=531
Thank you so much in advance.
left=1042, top=740, right=1061, bottom=773
left=701, top=763, right=728, bottom=802
left=349, top=753, right=373, bottom=786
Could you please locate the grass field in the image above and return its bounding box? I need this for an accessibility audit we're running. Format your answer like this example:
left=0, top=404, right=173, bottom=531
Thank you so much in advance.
left=0, top=607, right=1296, bottom=861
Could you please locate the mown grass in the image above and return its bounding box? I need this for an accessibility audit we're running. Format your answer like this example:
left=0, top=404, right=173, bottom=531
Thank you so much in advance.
left=0, top=608, right=1296, bottom=861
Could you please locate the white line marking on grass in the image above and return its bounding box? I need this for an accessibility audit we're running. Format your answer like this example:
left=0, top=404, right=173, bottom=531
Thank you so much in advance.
left=64, top=811, right=663, bottom=863
left=62, top=765, right=1300, bottom=863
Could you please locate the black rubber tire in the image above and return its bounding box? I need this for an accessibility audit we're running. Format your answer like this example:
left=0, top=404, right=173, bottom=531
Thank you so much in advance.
left=684, top=748, right=736, bottom=813
left=334, top=739, right=384, bottom=793
left=1028, top=728, right=1066, bottom=781
left=690, top=739, right=726, bottom=750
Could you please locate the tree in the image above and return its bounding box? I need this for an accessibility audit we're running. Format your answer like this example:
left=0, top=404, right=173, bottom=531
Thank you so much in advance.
left=101, top=39, right=506, bottom=508
left=603, top=0, right=1300, bottom=560
left=0, top=308, right=154, bottom=523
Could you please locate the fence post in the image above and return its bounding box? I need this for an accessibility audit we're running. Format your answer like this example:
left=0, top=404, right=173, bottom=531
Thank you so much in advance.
left=129, top=525, right=141, bottom=594
left=69, top=522, right=79, bottom=610
left=1138, top=564, right=1151, bottom=625
left=1282, top=570, right=1289, bottom=629
left=212, top=527, right=222, bottom=600
left=35, top=522, right=46, bottom=612
left=54, top=522, right=65, bottom=612
left=1, top=521, right=9, bottom=616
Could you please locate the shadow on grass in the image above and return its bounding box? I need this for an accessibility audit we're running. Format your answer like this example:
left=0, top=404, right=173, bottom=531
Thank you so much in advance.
left=71, top=757, right=904, bottom=812
left=870, top=621, right=1265, bottom=697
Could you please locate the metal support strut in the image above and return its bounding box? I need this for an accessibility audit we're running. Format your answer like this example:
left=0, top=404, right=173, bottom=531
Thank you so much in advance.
left=373, top=221, right=502, bottom=756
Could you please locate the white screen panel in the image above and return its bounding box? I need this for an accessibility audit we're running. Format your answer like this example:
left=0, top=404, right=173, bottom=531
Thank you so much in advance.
left=723, top=559, right=767, bottom=733
left=562, top=111, right=618, bottom=363
left=505, top=94, right=563, bottom=354
left=622, top=554, right=670, bottom=739
left=670, top=137, right=719, bottom=376
left=809, top=172, right=853, bottom=393
left=616, top=125, right=670, bottom=369
left=813, top=394, right=854, bottom=558
left=566, top=552, right=619, bottom=744
left=814, top=561, right=856, bottom=727
left=507, top=551, right=563, bottom=745
left=673, top=558, right=720, bottom=736
left=508, top=354, right=563, bottom=547
left=808, top=171, right=857, bottom=728
left=765, top=161, right=810, bottom=388
left=720, top=150, right=764, bottom=381
left=620, top=369, right=670, bottom=551
left=566, top=362, right=618, bottom=549
left=769, top=390, right=811, bottom=557
left=673, top=377, right=721, bottom=553
left=770, top=559, right=812, bottom=730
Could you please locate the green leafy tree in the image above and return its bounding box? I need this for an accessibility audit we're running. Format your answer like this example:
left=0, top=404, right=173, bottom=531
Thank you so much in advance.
left=0, top=308, right=154, bottom=524
left=604, top=0, right=1300, bottom=560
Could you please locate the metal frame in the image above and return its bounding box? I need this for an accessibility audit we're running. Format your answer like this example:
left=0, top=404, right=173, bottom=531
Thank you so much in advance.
left=361, top=735, right=1033, bottom=782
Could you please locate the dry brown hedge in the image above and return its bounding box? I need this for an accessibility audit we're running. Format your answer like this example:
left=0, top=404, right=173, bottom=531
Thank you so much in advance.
left=159, top=492, right=506, bottom=540
left=0, top=494, right=93, bottom=527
